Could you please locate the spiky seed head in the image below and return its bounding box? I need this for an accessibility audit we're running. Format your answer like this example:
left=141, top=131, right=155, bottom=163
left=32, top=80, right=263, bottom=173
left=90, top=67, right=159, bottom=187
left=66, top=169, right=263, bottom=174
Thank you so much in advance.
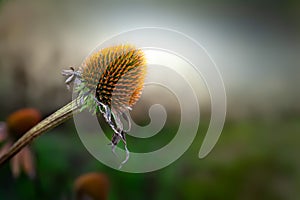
left=80, top=44, right=147, bottom=112
left=65, top=44, right=146, bottom=166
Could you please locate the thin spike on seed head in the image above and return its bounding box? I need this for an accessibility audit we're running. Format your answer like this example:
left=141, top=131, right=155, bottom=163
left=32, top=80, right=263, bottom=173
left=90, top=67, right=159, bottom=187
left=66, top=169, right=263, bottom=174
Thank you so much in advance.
left=80, top=44, right=147, bottom=113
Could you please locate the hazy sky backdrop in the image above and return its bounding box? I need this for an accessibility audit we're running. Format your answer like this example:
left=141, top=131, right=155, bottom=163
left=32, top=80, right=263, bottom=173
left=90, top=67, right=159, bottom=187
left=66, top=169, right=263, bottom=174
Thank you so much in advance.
left=0, top=0, right=299, bottom=119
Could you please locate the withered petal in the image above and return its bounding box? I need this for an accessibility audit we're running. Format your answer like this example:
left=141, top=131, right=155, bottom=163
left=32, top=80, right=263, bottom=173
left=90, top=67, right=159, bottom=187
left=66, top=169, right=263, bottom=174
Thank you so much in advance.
left=11, top=148, right=22, bottom=178
left=21, top=146, right=36, bottom=179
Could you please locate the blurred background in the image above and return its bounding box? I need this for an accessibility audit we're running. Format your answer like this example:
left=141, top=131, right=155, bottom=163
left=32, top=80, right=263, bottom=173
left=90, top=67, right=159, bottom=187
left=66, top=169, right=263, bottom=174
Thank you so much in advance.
left=0, top=0, right=299, bottom=199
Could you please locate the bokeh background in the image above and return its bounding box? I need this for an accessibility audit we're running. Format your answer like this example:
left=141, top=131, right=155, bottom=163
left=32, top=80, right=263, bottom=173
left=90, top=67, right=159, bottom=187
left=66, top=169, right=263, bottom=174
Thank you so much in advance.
left=0, top=0, right=300, bottom=199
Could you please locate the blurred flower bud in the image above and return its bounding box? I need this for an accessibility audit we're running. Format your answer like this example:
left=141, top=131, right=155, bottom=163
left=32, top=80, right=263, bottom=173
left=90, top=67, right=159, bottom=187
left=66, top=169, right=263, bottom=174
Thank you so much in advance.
left=74, top=172, right=110, bottom=200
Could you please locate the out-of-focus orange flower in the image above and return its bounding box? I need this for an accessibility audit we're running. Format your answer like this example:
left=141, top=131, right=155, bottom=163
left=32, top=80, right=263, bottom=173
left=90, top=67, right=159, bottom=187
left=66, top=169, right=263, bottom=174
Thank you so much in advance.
left=0, top=108, right=41, bottom=179
left=74, top=172, right=110, bottom=200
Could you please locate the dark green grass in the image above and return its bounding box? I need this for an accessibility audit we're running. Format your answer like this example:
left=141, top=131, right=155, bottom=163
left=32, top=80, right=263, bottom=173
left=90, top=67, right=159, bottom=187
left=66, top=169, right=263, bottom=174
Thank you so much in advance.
left=0, top=117, right=300, bottom=200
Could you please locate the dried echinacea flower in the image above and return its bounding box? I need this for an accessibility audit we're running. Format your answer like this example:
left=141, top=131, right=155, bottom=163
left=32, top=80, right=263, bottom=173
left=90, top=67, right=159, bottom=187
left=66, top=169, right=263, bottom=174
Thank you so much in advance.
left=0, top=108, right=41, bottom=179
left=74, top=172, right=110, bottom=200
left=63, top=44, right=146, bottom=165
left=0, top=44, right=147, bottom=168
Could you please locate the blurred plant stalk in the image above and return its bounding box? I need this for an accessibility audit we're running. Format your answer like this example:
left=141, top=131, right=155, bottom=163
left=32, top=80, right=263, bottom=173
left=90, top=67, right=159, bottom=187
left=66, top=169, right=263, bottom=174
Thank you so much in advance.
left=0, top=98, right=81, bottom=166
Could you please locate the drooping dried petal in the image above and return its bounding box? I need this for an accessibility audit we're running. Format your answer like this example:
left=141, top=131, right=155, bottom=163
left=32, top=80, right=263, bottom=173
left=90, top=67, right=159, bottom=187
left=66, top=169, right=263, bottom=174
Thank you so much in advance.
left=21, top=146, right=35, bottom=179
left=11, top=146, right=22, bottom=178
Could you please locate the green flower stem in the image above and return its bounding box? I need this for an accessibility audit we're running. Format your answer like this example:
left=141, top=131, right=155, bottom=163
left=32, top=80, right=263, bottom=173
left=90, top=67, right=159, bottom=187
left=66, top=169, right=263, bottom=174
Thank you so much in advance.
left=0, top=98, right=82, bottom=166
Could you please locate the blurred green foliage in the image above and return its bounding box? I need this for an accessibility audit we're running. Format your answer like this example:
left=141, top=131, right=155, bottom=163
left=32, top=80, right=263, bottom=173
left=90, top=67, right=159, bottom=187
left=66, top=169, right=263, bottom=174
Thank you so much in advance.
left=0, top=116, right=299, bottom=200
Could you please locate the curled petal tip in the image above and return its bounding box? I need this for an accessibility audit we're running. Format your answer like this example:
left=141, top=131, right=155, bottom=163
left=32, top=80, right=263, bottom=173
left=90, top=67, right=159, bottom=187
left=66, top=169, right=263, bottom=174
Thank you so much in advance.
left=126, top=106, right=132, bottom=111
left=61, top=69, right=74, bottom=76
left=65, top=75, right=74, bottom=84
left=119, top=145, right=130, bottom=169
